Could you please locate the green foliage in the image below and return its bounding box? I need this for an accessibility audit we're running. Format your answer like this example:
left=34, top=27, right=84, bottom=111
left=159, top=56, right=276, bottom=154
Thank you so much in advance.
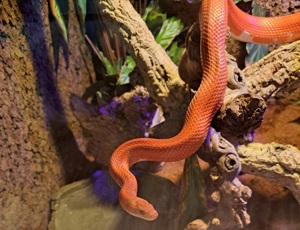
left=142, top=2, right=184, bottom=64
left=143, top=3, right=166, bottom=34
left=119, top=56, right=136, bottom=85
left=49, top=0, right=68, bottom=44
left=93, top=51, right=135, bottom=86
left=168, top=42, right=184, bottom=65
left=50, top=0, right=184, bottom=102
left=155, top=17, right=183, bottom=50
left=245, top=43, right=269, bottom=64
left=99, top=51, right=122, bottom=76
left=75, top=0, right=87, bottom=32
left=49, top=0, right=86, bottom=42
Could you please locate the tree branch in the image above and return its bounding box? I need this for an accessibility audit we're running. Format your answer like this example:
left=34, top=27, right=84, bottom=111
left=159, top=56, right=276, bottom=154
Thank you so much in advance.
left=243, top=40, right=300, bottom=101
left=237, top=142, right=300, bottom=204
left=97, top=0, right=189, bottom=113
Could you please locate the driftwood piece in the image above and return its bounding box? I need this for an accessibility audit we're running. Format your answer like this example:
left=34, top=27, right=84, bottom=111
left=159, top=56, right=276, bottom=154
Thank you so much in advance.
left=182, top=128, right=251, bottom=230
left=97, top=0, right=189, bottom=114
left=201, top=129, right=251, bottom=229
left=237, top=142, right=300, bottom=204
left=243, top=40, right=300, bottom=102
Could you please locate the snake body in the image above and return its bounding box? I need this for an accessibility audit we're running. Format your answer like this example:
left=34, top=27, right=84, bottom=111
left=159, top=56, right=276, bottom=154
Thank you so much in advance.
left=109, top=0, right=300, bottom=221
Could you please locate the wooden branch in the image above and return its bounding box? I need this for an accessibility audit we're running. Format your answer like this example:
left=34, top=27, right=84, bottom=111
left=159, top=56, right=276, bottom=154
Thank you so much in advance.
left=243, top=40, right=300, bottom=101
left=96, top=0, right=189, bottom=113
left=237, top=142, right=300, bottom=204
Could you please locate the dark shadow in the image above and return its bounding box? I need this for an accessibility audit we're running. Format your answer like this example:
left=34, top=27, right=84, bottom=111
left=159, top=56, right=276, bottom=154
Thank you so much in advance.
left=290, top=116, right=300, bottom=125
left=18, top=0, right=96, bottom=182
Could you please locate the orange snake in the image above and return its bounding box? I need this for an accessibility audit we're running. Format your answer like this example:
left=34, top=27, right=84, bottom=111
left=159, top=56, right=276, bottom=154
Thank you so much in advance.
left=109, top=0, right=300, bottom=220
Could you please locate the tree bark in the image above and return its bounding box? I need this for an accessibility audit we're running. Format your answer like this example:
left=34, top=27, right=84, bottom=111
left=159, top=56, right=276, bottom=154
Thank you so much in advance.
left=0, top=0, right=96, bottom=229
left=238, top=143, right=300, bottom=204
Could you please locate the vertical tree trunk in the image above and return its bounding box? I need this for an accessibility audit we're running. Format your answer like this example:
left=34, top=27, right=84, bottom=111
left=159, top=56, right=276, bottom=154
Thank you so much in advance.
left=0, top=0, right=96, bottom=229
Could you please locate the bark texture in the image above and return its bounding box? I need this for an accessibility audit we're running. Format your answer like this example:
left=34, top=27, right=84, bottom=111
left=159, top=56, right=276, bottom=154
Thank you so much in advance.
left=0, top=0, right=96, bottom=229
left=238, top=143, right=300, bottom=203
left=243, top=40, right=300, bottom=103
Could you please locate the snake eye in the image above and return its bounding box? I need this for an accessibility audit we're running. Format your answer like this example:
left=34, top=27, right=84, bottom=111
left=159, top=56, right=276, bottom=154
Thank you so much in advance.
left=139, top=210, right=146, bottom=215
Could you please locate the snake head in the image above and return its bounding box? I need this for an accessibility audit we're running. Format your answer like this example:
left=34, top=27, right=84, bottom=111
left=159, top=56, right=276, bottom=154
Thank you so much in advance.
left=119, top=188, right=158, bottom=220
left=133, top=199, right=158, bottom=221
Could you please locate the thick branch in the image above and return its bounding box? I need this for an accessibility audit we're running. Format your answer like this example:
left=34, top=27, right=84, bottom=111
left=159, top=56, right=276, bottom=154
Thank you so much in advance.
left=237, top=142, right=300, bottom=204
left=243, top=40, right=300, bottom=100
left=97, top=0, right=189, bottom=113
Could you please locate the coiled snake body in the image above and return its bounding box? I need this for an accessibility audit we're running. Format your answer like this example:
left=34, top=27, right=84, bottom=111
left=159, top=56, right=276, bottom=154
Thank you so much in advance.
left=109, top=0, right=300, bottom=220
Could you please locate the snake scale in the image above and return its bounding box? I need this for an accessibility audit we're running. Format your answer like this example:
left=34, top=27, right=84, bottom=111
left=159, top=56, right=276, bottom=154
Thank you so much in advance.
left=109, top=0, right=300, bottom=220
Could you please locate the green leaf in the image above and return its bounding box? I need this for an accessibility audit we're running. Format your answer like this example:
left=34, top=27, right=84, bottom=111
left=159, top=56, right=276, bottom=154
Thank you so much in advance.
left=146, top=12, right=166, bottom=35
left=98, top=51, right=121, bottom=76
left=155, top=17, right=183, bottom=49
left=99, top=51, right=115, bottom=75
left=167, top=42, right=184, bottom=65
left=245, top=43, right=269, bottom=65
left=142, top=1, right=155, bottom=21
left=49, top=0, right=68, bottom=44
left=118, top=56, right=136, bottom=85
left=75, top=0, right=87, bottom=32
left=142, top=2, right=166, bottom=34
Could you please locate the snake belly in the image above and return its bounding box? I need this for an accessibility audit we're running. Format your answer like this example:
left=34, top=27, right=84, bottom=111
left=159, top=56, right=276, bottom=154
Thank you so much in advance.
left=109, top=0, right=300, bottom=221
